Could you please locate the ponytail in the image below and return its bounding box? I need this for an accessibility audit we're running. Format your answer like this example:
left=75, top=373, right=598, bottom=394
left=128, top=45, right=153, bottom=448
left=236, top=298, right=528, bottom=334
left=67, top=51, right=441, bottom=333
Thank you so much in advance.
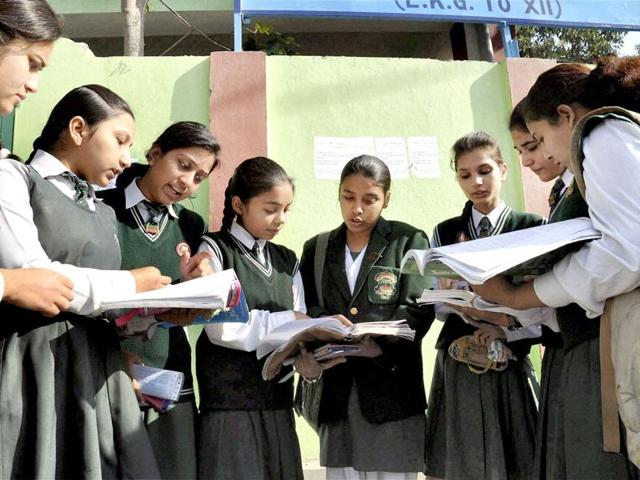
left=220, top=156, right=293, bottom=231
left=27, top=84, right=133, bottom=163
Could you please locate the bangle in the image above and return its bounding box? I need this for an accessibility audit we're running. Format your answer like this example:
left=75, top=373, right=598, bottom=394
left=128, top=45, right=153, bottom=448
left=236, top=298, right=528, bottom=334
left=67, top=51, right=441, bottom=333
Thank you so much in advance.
left=301, top=370, right=323, bottom=384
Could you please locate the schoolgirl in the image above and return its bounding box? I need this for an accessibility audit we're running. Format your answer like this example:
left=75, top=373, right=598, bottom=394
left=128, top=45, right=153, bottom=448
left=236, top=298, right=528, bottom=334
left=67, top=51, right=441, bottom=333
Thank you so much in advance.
left=475, top=60, right=640, bottom=479
left=296, top=154, right=433, bottom=480
left=507, top=100, right=586, bottom=480
left=424, top=132, right=543, bottom=480
left=0, top=0, right=74, bottom=316
left=0, top=84, right=170, bottom=478
left=196, top=157, right=305, bottom=480
left=99, top=121, right=221, bottom=479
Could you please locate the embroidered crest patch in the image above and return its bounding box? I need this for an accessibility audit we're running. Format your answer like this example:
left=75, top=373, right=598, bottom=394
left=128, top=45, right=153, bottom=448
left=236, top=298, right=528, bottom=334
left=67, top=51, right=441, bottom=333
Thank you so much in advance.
left=373, top=270, right=398, bottom=301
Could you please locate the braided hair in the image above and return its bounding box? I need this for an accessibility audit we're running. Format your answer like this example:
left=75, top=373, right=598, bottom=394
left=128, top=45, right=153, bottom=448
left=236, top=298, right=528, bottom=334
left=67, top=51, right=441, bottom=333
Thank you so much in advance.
left=221, top=157, right=294, bottom=231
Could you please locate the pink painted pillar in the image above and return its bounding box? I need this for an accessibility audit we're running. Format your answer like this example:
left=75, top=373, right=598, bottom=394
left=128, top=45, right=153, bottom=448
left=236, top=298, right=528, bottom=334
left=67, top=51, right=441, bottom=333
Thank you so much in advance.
left=505, top=57, right=557, bottom=217
left=208, top=51, right=268, bottom=231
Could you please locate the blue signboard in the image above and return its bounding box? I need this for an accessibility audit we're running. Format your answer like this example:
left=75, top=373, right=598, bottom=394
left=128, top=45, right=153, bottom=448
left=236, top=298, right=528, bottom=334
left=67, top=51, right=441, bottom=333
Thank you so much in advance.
left=238, top=0, right=640, bottom=29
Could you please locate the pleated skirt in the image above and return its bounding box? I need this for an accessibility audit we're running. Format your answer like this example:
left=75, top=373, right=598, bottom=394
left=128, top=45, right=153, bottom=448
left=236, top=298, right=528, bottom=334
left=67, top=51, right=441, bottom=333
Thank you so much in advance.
left=424, top=349, right=537, bottom=480
left=320, top=382, right=425, bottom=473
left=545, top=337, right=638, bottom=480
left=198, top=408, right=303, bottom=480
left=144, top=399, right=198, bottom=479
left=0, top=320, right=159, bottom=479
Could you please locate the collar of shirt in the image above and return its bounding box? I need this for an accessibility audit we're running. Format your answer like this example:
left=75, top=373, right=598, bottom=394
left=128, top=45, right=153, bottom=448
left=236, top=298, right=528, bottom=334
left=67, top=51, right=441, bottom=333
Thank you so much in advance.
left=230, top=220, right=266, bottom=252
left=123, top=178, right=178, bottom=219
left=471, top=200, right=507, bottom=231
left=30, top=149, right=97, bottom=209
left=560, top=169, right=574, bottom=196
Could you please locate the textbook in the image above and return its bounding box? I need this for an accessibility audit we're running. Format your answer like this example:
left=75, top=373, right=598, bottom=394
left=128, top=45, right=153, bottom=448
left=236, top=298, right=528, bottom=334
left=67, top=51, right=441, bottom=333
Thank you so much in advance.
left=416, top=288, right=550, bottom=321
left=132, top=364, right=184, bottom=402
left=257, top=317, right=415, bottom=381
left=401, top=217, right=601, bottom=284
left=102, top=269, right=244, bottom=326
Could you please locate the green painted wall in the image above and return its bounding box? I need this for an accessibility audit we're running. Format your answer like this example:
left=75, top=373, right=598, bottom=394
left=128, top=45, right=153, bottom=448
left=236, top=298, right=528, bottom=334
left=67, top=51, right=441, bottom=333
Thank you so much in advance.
left=49, top=0, right=232, bottom=14
left=265, top=55, right=524, bottom=461
left=267, top=56, right=522, bottom=252
left=13, top=38, right=211, bottom=217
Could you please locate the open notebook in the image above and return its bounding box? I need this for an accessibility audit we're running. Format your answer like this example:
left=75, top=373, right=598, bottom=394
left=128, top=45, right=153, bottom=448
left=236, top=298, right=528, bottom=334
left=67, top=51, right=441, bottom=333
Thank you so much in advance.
left=257, top=317, right=415, bottom=381
left=401, top=217, right=600, bottom=284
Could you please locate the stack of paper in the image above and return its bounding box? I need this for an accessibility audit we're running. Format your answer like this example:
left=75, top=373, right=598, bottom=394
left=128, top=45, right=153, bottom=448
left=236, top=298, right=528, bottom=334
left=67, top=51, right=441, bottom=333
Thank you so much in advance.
left=257, top=318, right=415, bottom=381
left=401, top=217, right=600, bottom=284
left=102, top=269, right=241, bottom=311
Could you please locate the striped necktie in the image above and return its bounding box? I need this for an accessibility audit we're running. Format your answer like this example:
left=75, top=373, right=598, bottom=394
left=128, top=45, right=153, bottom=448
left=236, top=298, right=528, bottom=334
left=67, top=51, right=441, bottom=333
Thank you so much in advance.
left=548, top=178, right=565, bottom=210
left=142, top=200, right=167, bottom=235
left=251, top=241, right=266, bottom=267
left=60, top=171, right=91, bottom=209
left=478, top=216, right=491, bottom=238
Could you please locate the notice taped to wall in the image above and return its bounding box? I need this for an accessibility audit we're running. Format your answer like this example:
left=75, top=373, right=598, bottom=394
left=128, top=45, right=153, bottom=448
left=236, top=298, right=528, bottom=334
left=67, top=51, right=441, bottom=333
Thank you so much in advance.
left=313, top=136, right=439, bottom=180
left=408, top=137, right=440, bottom=178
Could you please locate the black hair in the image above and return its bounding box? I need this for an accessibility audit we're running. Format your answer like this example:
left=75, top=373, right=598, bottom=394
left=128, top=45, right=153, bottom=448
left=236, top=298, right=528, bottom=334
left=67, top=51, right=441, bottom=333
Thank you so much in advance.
left=509, top=99, right=529, bottom=133
left=28, top=84, right=133, bottom=162
left=221, top=156, right=294, bottom=231
left=339, top=155, right=391, bottom=194
left=0, top=0, right=62, bottom=45
left=578, top=56, right=640, bottom=112
left=522, top=63, right=591, bottom=124
left=146, top=121, right=221, bottom=172
left=450, top=131, right=504, bottom=171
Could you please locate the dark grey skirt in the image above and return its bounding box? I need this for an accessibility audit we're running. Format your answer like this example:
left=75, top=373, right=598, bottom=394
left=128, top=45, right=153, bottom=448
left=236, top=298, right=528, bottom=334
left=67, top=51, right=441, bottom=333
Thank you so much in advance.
left=424, top=349, right=537, bottom=480
left=531, top=345, right=565, bottom=480
left=0, top=321, right=160, bottom=479
left=144, top=399, right=197, bottom=479
left=198, top=409, right=303, bottom=480
left=320, top=382, right=425, bottom=472
left=546, top=337, right=639, bottom=480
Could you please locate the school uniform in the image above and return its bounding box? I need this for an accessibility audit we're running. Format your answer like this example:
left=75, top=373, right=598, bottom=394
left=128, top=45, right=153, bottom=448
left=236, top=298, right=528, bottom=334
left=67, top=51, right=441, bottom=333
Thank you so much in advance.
left=533, top=171, right=638, bottom=478
left=529, top=169, right=573, bottom=480
left=299, top=217, right=434, bottom=478
left=0, top=152, right=159, bottom=479
left=424, top=201, right=542, bottom=480
left=99, top=176, right=205, bottom=480
left=196, top=222, right=304, bottom=480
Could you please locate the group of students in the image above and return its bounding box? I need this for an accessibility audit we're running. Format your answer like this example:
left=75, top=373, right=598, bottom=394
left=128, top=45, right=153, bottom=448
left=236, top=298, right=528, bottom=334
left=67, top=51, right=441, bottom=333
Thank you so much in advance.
left=3, top=1, right=640, bottom=480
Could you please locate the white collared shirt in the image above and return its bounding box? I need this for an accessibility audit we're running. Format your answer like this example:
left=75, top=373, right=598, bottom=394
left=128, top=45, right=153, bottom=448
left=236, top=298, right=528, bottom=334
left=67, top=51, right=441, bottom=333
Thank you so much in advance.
left=198, top=220, right=306, bottom=352
left=471, top=200, right=508, bottom=235
left=0, top=158, right=135, bottom=316
left=31, top=149, right=97, bottom=211
left=535, top=118, right=640, bottom=318
left=124, top=178, right=178, bottom=221
left=560, top=169, right=574, bottom=197
left=344, top=244, right=368, bottom=294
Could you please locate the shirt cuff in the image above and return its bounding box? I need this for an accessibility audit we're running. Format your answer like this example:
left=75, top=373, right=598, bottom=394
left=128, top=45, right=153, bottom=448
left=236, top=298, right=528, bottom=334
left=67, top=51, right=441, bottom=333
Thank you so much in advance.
left=533, top=271, right=573, bottom=308
left=268, top=310, right=296, bottom=332
left=91, top=270, right=137, bottom=314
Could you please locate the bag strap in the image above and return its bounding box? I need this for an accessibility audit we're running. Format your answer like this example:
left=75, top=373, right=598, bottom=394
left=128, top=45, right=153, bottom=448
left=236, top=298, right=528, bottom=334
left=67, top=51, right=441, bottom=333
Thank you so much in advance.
left=601, top=298, right=621, bottom=453
left=314, top=232, right=330, bottom=310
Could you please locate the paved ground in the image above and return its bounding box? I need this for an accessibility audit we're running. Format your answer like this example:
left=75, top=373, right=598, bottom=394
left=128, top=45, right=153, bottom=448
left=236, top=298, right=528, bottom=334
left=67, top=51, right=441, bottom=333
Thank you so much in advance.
left=303, top=461, right=428, bottom=479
